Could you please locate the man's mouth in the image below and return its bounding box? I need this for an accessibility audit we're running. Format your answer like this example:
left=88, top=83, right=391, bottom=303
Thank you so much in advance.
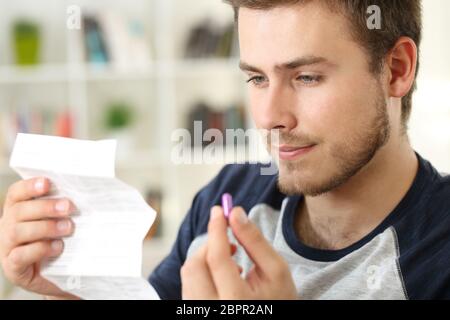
left=276, top=144, right=317, bottom=161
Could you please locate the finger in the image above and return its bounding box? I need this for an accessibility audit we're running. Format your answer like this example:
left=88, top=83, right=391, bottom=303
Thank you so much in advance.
left=206, top=206, right=245, bottom=296
left=229, top=207, right=287, bottom=278
left=230, top=244, right=242, bottom=274
left=245, top=265, right=261, bottom=290
left=13, top=199, right=74, bottom=222
left=230, top=244, right=241, bottom=275
left=5, top=178, right=50, bottom=208
left=5, top=240, right=64, bottom=279
left=181, top=245, right=218, bottom=299
left=12, top=219, right=74, bottom=246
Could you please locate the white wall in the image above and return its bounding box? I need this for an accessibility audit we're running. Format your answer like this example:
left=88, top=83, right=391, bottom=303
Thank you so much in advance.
left=409, top=0, right=450, bottom=173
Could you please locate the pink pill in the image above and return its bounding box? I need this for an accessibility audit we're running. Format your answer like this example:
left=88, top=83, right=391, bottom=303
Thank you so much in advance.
left=222, top=193, right=233, bottom=219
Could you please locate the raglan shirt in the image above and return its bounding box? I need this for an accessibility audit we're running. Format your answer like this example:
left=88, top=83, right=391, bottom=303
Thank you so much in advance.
left=149, top=152, right=450, bottom=300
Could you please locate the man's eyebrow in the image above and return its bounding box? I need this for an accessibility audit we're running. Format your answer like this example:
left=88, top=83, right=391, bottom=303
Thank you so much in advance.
left=239, top=61, right=264, bottom=73
left=239, top=56, right=333, bottom=73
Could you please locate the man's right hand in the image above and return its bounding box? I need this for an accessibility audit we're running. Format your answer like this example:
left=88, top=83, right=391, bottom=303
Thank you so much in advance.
left=0, top=177, right=76, bottom=298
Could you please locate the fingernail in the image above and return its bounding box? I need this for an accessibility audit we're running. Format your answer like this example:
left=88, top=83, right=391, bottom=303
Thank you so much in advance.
left=235, top=209, right=248, bottom=224
left=56, top=220, right=70, bottom=232
left=55, top=200, right=69, bottom=213
left=210, top=207, right=222, bottom=220
left=34, top=179, right=45, bottom=192
left=51, top=240, right=63, bottom=252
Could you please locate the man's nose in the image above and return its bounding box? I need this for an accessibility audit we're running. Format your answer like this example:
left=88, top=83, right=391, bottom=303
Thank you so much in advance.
left=257, top=83, right=297, bottom=132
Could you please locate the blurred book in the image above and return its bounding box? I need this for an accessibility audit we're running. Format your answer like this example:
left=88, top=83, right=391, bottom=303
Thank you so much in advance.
left=83, top=11, right=152, bottom=70
left=216, top=23, right=235, bottom=58
left=83, top=15, right=109, bottom=65
left=184, top=19, right=237, bottom=59
left=144, top=190, right=163, bottom=240
left=186, top=101, right=247, bottom=147
left=55, top=111, right=74, bottom=138
left=0, top=107, right=75, bottom=158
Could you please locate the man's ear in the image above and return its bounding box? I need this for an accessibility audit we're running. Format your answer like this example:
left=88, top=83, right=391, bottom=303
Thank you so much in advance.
left=386, top=37, right=418, bottom=99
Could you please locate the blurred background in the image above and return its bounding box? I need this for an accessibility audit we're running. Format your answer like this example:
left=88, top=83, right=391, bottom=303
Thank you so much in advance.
left=0, top=0, right=449, bottom=299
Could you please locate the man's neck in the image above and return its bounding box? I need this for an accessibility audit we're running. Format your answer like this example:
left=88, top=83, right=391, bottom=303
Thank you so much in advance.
left=295, top=136, right=419, bottom=250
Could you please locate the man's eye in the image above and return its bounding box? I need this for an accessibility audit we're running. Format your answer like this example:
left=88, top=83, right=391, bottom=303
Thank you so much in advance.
left=246, top=76, right=266, bottom=85
left=297, top=75, right=322, bottom=84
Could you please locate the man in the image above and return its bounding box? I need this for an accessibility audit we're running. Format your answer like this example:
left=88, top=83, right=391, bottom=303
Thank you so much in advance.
left=1, top=0, right=449, bottom=300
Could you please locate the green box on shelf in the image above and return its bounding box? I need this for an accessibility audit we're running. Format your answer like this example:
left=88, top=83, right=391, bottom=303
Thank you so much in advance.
left=12, top=20, right=41, bottom=66
left=104, top=102, right=134, bottom=131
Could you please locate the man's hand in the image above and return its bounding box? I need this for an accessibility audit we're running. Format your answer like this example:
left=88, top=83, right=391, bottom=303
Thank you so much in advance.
left=181, top=206, right=297, bottom=300
left=0, top=177, right=77, bottom=298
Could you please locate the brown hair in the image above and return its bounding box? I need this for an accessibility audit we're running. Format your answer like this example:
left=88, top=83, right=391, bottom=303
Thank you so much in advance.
left=224, top=0, right=422, bottom=129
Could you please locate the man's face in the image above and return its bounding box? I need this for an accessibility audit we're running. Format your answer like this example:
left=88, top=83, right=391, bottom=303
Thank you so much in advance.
left=239, top=2, right=391, bottom=196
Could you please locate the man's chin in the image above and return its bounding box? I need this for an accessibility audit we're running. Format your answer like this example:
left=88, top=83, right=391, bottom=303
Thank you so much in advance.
left=278, top=178, right=332, bottom=197
left=277, top=165, right=345, bottom=197
left=277, top=169, right=317, bottom=196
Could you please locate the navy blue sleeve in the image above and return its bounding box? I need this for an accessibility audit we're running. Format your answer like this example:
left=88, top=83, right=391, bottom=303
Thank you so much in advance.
left=148, top=162, right=282, bottom=299
left=396, top=171, right=450, bottom=299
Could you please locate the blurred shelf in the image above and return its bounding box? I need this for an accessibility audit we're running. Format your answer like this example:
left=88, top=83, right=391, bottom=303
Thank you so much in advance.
left=0, top=63, right=155, bottom=83
left=0, top=58, right=241, bottom=84
left=172, top=58, right=241, bottom=77
left=84, top=65, right=156, bottom=82
left=0, top=64, right=71, bottom=84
